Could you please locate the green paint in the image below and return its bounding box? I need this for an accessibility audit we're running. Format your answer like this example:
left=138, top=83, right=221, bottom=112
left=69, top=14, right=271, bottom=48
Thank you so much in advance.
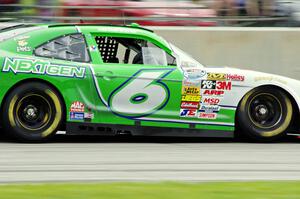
left=0, top=24, right=238, bottom=138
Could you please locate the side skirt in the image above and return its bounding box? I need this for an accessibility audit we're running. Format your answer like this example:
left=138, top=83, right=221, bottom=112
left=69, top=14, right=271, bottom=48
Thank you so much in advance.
left=66, top=122, right=234, bottom=138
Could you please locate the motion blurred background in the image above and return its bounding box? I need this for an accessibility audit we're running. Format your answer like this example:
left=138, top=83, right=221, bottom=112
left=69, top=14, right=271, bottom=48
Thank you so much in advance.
left=0, top=0, right=300, bottom=27
left=2, top=0, right=300, bottom=79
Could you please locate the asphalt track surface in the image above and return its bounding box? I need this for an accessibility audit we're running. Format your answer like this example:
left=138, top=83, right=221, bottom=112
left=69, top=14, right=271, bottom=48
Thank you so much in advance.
left=1, top=135, right=300, bottom=183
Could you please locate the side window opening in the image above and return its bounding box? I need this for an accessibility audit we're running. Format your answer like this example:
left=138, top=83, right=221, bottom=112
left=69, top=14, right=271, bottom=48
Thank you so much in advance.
left=94, top=36, right=176, bottom=66
left=34, top=33, right=90, bottom=63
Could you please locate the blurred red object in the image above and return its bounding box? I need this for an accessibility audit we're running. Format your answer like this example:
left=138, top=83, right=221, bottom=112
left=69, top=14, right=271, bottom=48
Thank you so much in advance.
left=60, top=0, right=217, bottom=26
left=0, top=0, right=18, bottom=3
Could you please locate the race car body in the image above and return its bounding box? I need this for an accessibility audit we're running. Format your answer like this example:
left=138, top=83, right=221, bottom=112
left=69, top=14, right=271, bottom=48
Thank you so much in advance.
left=0, top=23, right=299, bottom=142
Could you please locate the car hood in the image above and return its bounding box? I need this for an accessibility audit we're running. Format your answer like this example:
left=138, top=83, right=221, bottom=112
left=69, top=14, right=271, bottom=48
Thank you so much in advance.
left=206, top=65, right=300, bottom=84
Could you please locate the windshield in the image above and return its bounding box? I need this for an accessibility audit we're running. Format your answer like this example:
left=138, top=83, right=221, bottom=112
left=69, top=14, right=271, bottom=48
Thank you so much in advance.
left=170, top=43, right=204, bottom=69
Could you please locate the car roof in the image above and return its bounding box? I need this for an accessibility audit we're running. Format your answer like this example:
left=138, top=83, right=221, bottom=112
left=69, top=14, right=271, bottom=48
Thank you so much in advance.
left=48, top=23, right=154, bottom=33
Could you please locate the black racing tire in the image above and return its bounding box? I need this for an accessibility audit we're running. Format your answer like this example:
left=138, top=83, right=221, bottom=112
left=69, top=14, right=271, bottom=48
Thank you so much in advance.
left=237, top=87, right=293, bottom=142
left=2, top=82, right=63, bottom=142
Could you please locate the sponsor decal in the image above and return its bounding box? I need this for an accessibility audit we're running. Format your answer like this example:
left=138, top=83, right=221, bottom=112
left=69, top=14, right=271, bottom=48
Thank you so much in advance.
left=216, top=81, right=232, bottom=90
left=2, top=57, right=86, bottom=78
left=182, top=86, right=200, bottom=95
left=181, top=95, right=201, bottom=102
left=70, top=101, right=85, bottom=113
left=70, top=101, right=85, bottom=121
left=202, top=97, right=221, bottom=105
left=183, top=68, right=206, bottom=80
left=15, top=36, right=32, bottom=52
left=70, top=112, right=84, bottom=120
left=207, top=73, right=226, bottom=81
left=17, top=46, right=32, bottom=52
left=84, top=112, right=94, bottom=119
left=226, top=74, right=245, bottom=81
left=180, top=109, right=197, bottom=117
left=180, top=69, right=204, bottom=116
left=17, top=40, right=28, bottom=47
left=183, top=78, right=201, bottom=87
left=201, top=81, right=232, bottom=90
left=89, top=45, right=97, bottom=51
left=203, top=89, right=224, bottom=96
left=199, top=105, right=220, bottom=113
left=181, top=101, right=199, bottom=109
left=201, top=80, right=216, bottom=89
left=17, top=40, right=32, bottom=52
left=198, top=112, right=217, bottom=119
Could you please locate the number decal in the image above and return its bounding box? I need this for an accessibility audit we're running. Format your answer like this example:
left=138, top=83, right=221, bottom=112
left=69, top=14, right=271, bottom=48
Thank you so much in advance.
left=108, top=69, right=173, bottom=118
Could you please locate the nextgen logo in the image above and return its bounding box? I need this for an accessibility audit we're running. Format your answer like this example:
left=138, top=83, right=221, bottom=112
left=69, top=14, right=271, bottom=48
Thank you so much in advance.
left=2, top=57, right=86, bottom=78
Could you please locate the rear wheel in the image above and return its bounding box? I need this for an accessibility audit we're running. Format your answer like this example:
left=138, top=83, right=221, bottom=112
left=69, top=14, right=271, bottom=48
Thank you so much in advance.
left=2, top=82, right=63, bottom=142
left=237, top=87, right=293, bottom=142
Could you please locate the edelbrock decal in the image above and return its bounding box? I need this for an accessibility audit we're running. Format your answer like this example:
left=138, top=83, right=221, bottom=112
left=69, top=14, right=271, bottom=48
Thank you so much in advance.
left=181, top=101, right=199, bottom=109
left=2, top=57, right=86, bottom=78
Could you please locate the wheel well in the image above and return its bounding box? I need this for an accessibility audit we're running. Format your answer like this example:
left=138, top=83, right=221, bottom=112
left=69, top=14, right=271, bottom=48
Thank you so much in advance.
left=235, top=85, right=300, bottom=133
left=0, top=78, right=66, bottom=130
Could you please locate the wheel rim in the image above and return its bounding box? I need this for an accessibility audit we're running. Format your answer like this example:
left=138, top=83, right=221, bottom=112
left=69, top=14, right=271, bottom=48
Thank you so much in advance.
left=16, top=94, right=52, bottom=131
left=248, top=93, right=282, bottom=129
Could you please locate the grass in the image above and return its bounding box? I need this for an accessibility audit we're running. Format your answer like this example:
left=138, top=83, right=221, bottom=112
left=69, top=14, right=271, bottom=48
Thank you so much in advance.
left=0, top=181, right=300, bottom=199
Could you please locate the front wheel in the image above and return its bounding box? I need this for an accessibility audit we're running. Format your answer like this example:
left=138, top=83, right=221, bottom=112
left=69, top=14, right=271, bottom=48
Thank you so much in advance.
left=237, top=87, right=293, bottom=142
left=2, top=82, right=64, bottom=142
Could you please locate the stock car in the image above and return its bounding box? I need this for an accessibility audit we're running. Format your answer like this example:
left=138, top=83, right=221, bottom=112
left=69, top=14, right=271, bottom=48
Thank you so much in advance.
left=0, top=23, right=299, bottom=142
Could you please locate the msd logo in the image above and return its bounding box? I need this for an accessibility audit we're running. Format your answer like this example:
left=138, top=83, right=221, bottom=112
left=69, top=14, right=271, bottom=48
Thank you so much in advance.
left=202, top=98, right=220, bottom=105
left=180, top=109, right=197, bottom=117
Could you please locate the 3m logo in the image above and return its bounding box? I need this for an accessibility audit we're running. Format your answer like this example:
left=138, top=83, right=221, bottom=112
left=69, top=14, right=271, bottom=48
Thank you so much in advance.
left=201, top=80, right=216, bottom=89
left=216, top=81, right=232, bottom=90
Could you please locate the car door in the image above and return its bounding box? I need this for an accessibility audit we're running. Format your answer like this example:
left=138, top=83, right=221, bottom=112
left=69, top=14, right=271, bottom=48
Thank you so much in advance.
left=87, top=34, right=184, bottom=126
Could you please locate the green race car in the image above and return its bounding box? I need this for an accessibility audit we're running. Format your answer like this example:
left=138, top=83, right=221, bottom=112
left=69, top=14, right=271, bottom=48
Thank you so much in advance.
left=0, top=23, right=299, bottom=142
